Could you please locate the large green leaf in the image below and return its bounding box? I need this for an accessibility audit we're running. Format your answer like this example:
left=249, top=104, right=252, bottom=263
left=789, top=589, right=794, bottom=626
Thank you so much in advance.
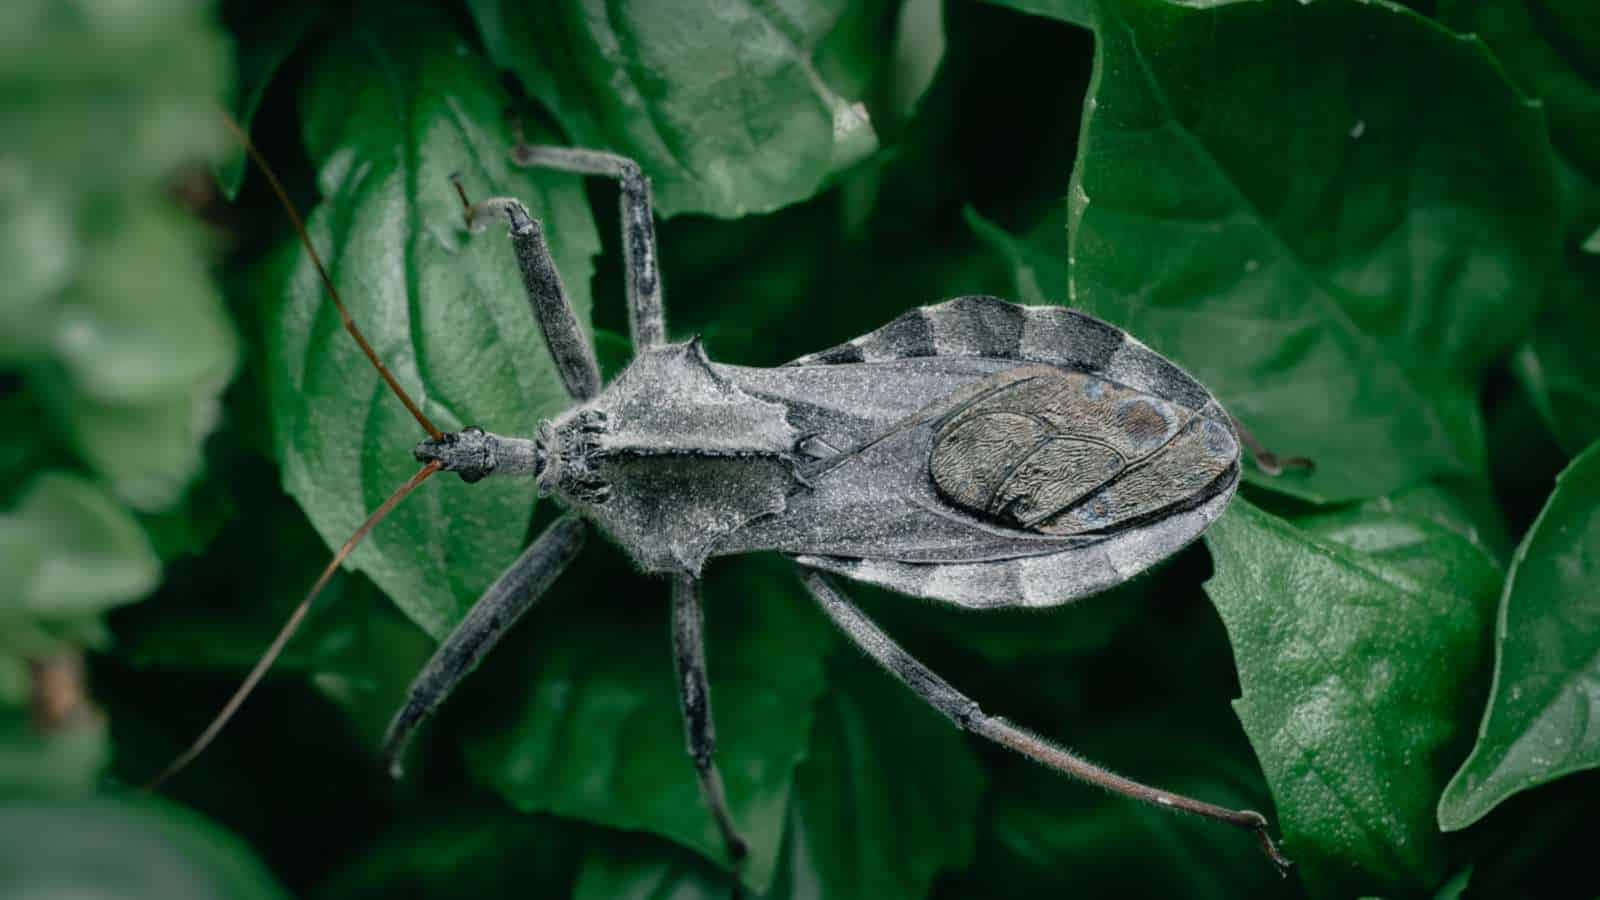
left=0, top=796, right=287, bottom=900
left=1204, top=496, right=1500, bottom=897
left=269, top=2, right=600, bottom=638
left=464, top=554, right=834, bottom=893
left=465, top=0, right=885, bottom=218
left=1438, top=439, right=1600, bottom=829
left=1060, top=0, right=1560, bottom=502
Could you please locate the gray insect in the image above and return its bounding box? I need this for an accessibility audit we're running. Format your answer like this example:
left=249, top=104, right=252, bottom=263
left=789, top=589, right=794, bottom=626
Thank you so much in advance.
left=163, top=130, right=1306, bottom=874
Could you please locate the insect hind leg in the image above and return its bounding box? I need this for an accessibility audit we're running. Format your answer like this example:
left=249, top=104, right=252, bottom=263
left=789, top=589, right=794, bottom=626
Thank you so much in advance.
left=510, top=143, right=665, bottom=352
left=671, top=574, right=749, bottom=863
left=796, top=567, right=1294, bottom=876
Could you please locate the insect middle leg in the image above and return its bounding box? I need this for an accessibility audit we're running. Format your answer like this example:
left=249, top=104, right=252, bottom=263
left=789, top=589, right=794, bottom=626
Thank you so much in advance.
left=670, top=574, right=749, bottom=862
left=510, top=144, right=665, bottom=351
left=382, top=514, right=588, bottom=777
left=796, top=568, right=1294, bottom=874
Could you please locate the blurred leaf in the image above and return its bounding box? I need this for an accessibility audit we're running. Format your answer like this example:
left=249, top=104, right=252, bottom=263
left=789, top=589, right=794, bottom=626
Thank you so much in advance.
left=466, top=0, right=886, bottom=218
left=271, top=1, right=600, bottom=638
left=33, top=202, right=238, bottom=509
left=1060, top=0, right=1560, bottom=502
left=1205, top=498, right=1499, bottom=897
left=0, top=703, right=109, bottom=795
left=1438, top=439, right=1600, bottom=829
left=0, top=649, right=109, bottom=796
left=314, top=807, right=578, bottom=900
left=0, top=473, right=159, bottom=629
left=0, top=0, right=230, bottom=195
left=217, top=2, right=322, bottom=199
left=883, top=0, right=945, bottom=124
left=0, top=795, right=287, bottom=900
left=465, top=554, right=834, bottom=893
left=1, top=0, right=237, bottom=512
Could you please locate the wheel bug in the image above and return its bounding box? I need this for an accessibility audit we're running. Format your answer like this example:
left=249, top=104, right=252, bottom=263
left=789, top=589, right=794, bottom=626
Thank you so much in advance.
left=154, top=114, right=1309, bottom=875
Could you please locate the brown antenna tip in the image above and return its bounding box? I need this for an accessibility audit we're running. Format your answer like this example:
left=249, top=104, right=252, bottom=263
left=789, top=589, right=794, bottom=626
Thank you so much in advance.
left=145, top=461, right=442, bottom=791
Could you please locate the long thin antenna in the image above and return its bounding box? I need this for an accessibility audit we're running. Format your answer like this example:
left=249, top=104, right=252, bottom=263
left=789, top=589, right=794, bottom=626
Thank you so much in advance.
left=219, top=112, right=442, bottom=439
left=147, top=461, right=442, bottom=790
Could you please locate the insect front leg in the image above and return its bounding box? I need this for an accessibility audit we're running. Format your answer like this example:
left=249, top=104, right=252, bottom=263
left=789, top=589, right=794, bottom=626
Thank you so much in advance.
left=509, top=144, right=664, bottom=351
left=796, top=568, right=1294, bottom=875
left=451, top=176, right=601, bottom=401
left=670, top=574, right=749, bottom=862
left=382, top=514, right=588, bottom=777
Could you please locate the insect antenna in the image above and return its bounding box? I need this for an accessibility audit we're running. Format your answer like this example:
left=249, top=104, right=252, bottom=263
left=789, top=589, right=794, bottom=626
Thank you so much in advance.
left=148, top=112, right=453, bottom=788
left=147, top=459, right=442, bottom=790
left=218, top=112, right=442, bottom=439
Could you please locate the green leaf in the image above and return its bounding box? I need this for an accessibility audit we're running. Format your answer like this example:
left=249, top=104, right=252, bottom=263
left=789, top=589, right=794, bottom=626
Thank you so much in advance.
left=0, top=474, right=159, bottom=646
left=760, top=653, right=983, bottom=900
left=0, top=795, right=288, bottom=900
left=1063, top=0, right=1560, bottom=501
left=1515, top=256, right=1600, bottom=456
left=1204, top=497, right=1500, bottom=896
left=270, top=2, right=600, bottom=638
left=573, top=833, right=730, bottom=900
left=0, top=702, right=109, bottom=796
left=1438, top=439, right=1600, bottom=829
left=466, top=0, right=885, bottom=218
left=313, top=808, right=578, bottom=900
left=570, top=651, right=983, bottom=900
left=979, top=712, right=1291, bottom=899
left=464, top=554, right=833, bottom=893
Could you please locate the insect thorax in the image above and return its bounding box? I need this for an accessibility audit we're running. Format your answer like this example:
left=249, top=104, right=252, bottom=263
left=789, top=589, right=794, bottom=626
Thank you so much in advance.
left=540, top=341, right=803, bottom=574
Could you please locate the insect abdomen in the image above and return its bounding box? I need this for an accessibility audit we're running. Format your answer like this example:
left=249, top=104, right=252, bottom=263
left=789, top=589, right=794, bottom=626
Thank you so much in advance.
left=928, top=370, right=1236, bottom=535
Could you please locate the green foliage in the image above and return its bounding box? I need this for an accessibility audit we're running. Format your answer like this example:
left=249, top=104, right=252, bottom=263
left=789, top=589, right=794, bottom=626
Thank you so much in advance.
left=465, top=0, right=888, bottom=218
left=1438, top=439, right=1600, bottom=830
left=1206, top=496, right=1500, bottom=897
left=5, top=0, right=1597, bottom=897
left=0, top=796, right=287, bottom=900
